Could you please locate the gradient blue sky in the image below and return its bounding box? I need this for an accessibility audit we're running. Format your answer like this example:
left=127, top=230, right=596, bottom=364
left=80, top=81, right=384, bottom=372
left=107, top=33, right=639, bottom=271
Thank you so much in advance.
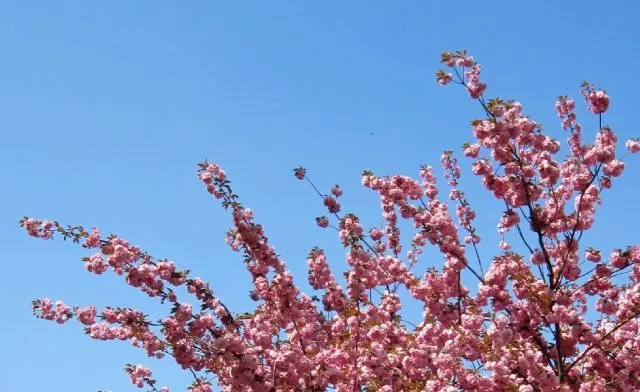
left=2, top=1, right=639, bottom=391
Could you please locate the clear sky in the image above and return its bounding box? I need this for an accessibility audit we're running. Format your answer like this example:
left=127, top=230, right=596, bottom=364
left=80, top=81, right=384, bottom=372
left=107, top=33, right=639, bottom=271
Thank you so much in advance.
left=2, top=1, right=639, bottom=391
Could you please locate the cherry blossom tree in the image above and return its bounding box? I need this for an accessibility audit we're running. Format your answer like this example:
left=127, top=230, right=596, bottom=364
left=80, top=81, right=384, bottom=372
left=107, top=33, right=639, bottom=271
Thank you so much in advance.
left=23, top=50, right=640, bottom=391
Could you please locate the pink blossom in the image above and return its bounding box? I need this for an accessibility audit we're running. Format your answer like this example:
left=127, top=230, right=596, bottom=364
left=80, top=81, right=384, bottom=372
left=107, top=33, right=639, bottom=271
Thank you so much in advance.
left=315, top=216, right=329, bottom=228
left=585, top=248, right=601, bottom=263
left=581, top=84, right=610, bottom=114
left=190, top=381, right=212, bottom=392
left=128, top=364, right=152, bottom=388
left=467, top=79, right=486, bottom=99
left=323, top=195, right=341, bottom=213
left=603, top=160, right=625, bottom=177
left=436, top=70, right=453, bottom=85
left=463, top=143, right=480, bottom=158
left=21, top=218, right=54, bottom=239
left=76, top=306, right=97, bottom=325
left=84, top=227, right=101, bottom=248
left=293, top=166, right=306, bottom=180
left=626, top=138, right=640, bottom=153
left=84, top=253, right=108, bottom=274
left=369, top=228, right=384, bottom=241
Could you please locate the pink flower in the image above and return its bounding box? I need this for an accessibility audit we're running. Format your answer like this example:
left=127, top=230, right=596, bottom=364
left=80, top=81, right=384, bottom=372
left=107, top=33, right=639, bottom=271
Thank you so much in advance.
left=84, top=253, right=108, bottom=274
left=465, top=67, right=486, bottom=99
left=293, top=166, right=306, bottom=180
left=331, top=185, right=343, bottom=197
left=436, top=70, right=453, bottom=85
left=555, top=96, right=575, bottom=117
left=467, top=79, right=486, bottom=99
left=33, top=298, right=55, bottom=320
left=626, top=138, right=640, bottom=153
left=315, top=216, right=329, bottom=228
left=369, top=228, right=384, bottom=241
left=84, top=227, right=101, bottom=248
left=603, top=160, right=624, bottom=177
left=585, top=248, right=601, bottom=262
left=497, top=210, right=520, bottom=234
left=463, top=143, right=480, bottom=158
left=76, top=306, right=97, bottom=325
left=128, top=364, right=152, bottom=388
left=175, top=303, right=193, bottom=322
left=190, top=381, right=212, bottom=392
left=530, top=250, right=545, bottom=265
left=581, top=84, right=610, bottom=114
left=323, top=196, right=341, bottom=213
left=21, top=218, right=54, bottom=239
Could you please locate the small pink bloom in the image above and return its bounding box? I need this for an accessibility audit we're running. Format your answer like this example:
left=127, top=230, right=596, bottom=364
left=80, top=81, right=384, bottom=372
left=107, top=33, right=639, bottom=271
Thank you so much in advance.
left=129, top=364, right=152, bottom=388
left=53, top=300, right=72, bottom=324
left=586, top=248, right=601, bottom=263
left=603, top=160, right=624, bottom=177
left=76, top=306, right=97, bottom=325
left=369, top=228, right=384, bottom=241
left=463, top=143, right=480, bottom=158
left=293, top=166, right=306, bottom=180
left=467, top=80, right=486, bottom=99
left=84, top=253, right=108, bottom=274
left=323, top=196, right=341, bottom=213
left=626, top=139, right=640, bottom=153
left=83, top=227, right=101, bottom=248
left=190, top=380, right=212, bottom=392
left=315, top=216, right=329, bottom=228
left=531, top=250, right=545, bottom=265
left=436, top=70, right=453, bottom=86
left=581, top=84, right=610, bottom=114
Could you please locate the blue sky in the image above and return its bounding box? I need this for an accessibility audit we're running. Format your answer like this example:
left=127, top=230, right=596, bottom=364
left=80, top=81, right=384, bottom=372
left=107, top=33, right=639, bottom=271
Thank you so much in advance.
left=2, top=1, right=639, bottom=390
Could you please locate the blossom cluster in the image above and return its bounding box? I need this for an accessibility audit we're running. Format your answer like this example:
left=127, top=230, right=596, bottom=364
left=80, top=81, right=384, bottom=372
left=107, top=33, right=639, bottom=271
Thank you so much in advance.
left=22, top=50, right=640, bottom=391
